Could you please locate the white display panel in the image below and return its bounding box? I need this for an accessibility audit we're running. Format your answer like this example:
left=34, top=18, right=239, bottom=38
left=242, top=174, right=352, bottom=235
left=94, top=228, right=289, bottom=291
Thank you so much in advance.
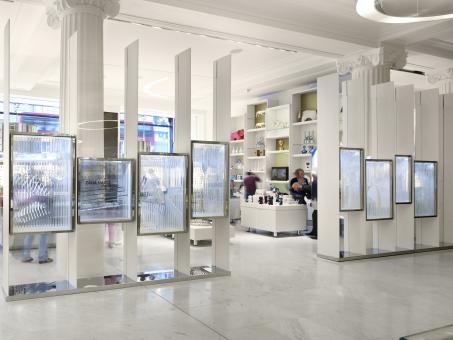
left=191, top=141, right=229, bottom=218
left=366, top=159, right=393, bottom=221
left=395, top=155, right=412, bottom=204
left=339, top=148, right=363, bottom=211
left=414, top=161, right=437, bottom=218
left=10, top=133, right=76, bottom=234
left=77, top=158, right=135, bottom=224
left=138, top=153, right=188, bottom=235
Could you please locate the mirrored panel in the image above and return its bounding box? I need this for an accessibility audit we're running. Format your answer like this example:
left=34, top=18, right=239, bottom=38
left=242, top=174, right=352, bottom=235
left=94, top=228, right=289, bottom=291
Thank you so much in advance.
left=10, top=133, right=76, bottom=234
left=414, top=161, right=437, bottom=218
left=340, top=148, right=364, bottom=211
left=191, top=141, right=229, bottom=218
left=77, top=158, right=135, bottom=224
left=138, top=153, right=188, bottom=235
left=366, top=159, right=393, bottom=221
left=395, top=155, right=412, bottom=204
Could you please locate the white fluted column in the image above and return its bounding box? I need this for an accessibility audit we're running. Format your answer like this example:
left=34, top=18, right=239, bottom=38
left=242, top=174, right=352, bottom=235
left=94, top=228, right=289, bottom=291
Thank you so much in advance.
left=428, top=67, right=453, bottom=95
left=47, top=0, right=119, bottom=281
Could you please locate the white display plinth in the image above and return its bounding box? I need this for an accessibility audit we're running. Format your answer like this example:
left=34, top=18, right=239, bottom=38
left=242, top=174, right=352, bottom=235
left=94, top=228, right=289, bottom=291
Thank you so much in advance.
left=241, top=202, right=307, bottom=237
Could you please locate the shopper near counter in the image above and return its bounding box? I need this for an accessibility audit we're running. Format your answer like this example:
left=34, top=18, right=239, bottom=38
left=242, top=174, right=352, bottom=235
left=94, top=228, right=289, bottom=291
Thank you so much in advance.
left=243, top=171, right=261, bottom=199
left=290, top=169, right=310, bottom=203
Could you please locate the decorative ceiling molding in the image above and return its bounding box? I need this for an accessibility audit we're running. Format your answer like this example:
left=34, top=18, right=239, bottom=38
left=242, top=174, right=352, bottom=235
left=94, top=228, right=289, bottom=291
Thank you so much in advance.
left=336, top=44, right=407, bottom=75
left=427, top=67, right=453, bottom=84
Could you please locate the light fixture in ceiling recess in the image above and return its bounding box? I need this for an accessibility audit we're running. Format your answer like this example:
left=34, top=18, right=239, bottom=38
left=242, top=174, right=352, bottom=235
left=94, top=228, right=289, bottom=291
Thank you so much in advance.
left=356, top=0, right=453, bottom=23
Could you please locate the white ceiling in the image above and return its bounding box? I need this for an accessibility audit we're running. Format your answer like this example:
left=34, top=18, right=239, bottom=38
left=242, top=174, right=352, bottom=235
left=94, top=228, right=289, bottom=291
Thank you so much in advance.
left=0, top=0, right=452, bottom=116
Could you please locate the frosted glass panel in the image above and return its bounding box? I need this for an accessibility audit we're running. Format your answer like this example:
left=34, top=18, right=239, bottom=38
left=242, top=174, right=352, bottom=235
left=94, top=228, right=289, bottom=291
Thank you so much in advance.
left=138, top=153, right=188, bottom=234
left=10, top=133, right=75, bottom=234
left=414, top=161, right=437, bottom=218
left=78, top=159, right=135, bottom=223
left=191, top=141, right=228, bottom=218
left=395, top=156, right=412, bottom=204
left=340, top=148, right=363, bottom=211
left=366, top=160, right=393, bottom=220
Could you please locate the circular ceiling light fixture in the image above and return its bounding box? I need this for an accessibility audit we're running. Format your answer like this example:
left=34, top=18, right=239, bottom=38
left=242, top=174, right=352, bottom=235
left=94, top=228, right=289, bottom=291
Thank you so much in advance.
left=356, top=0, right=453, bottom=23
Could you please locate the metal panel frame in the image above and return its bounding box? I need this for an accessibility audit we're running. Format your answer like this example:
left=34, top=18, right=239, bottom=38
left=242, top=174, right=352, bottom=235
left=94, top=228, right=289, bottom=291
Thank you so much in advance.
left=190, top=140, right=229, bottom=219
left=395, top=155, right=413, bottom=205
left=414, top=160, right=438, bottom=218
left=365, top=158, right=394, bottom=221
left=9, top=132, right=76, bottom=235
left=339, top=147, right=364, bottom=212
left=137, top=152, right=189, bottom=235
left=77, top=157, right=136, bottom=224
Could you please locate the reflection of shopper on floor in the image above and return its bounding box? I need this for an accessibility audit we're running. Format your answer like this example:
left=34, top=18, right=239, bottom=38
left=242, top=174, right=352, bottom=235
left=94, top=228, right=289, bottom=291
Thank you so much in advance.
left=22, top=234, right=53, bottom=264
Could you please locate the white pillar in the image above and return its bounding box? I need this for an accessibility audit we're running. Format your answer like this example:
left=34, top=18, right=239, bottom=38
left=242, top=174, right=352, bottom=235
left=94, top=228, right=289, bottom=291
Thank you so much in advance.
left=47, top=0, right=120, bottom=281
left=212, top=55, right=231, bottom=271
left=428, top=67, right=453, bottom=95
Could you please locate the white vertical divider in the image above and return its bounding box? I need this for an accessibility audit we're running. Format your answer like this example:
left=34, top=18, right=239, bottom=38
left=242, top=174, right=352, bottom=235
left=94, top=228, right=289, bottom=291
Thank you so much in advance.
left=373, top=82, right=397, bottom=251
left=123, top=40, right=139, bottom=279
left=317, top=73, right=340, bottom=258
left=174, top=49, right=191, bottom=275
left=395, top=85, right=415, bottom=250
left=342, top=79, right=369, bottom=255
left=415, top=89, right=442, bottom=247
left=2, top=20, right=10, bottom=294
left=443, top=93, right=453, bottom=244
left=212, top=55, right=231, bottom=271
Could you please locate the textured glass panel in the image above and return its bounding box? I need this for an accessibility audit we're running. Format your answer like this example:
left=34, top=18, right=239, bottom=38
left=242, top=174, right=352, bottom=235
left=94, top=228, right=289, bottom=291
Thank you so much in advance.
left=138, top=153, right=188, bottom=234
left=78, top=159, right=134, bottom=223
left=11, top=134, right=75, bottom=234
left=191, top=142, right=228, bottom=218
left=395, top=156, right=412, bottom=204
left=340, top=148, right=363, bottom=211
left=414, top=162, right=437, bottom=217
left=366, top=160, right=393, bottom=220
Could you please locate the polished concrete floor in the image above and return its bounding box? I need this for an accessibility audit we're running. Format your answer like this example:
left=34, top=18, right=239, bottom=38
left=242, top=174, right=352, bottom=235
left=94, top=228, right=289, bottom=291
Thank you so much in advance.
left=2, top=227, right=453, bottom=339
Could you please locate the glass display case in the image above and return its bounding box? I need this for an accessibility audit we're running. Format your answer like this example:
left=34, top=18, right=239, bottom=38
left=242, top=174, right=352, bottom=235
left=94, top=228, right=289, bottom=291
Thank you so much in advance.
left=365, top=159, right=393, bottom=221
left=191, top=141, right=229, bottom=218
left=339, top=147, right=364, bottom=211
left=10, top=133, right=76, bottom=234
left=77, top=158, right=135, bottom=224
left=414, top=161, right=437, bottom=218
left=138, top=153, right=188, bottom=235
left=395, top=155, right=412, bottom=204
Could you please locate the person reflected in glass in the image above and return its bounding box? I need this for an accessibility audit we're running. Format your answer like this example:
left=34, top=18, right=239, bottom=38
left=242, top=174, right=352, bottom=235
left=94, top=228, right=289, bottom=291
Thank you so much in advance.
left=22, top=233, right=53, bottom=264
left=290, top=168, right=310, bottom=204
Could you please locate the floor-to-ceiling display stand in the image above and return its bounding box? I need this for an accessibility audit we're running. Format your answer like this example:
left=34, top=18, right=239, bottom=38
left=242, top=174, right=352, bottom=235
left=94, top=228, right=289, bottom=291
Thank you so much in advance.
left=212, top=55, right=232, bottom=272
left=2, top=20, right=11, bottom=296
left=123, top=40, right=139, bottom=280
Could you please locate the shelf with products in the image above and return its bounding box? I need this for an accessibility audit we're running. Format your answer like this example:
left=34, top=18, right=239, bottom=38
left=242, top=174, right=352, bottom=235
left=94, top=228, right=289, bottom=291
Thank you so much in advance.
left=246, top=127, right=266, bottom=133
left=230, top=153, right=244, bottom=157
left=293, top=120, right=317, bottom=127
left=292, top=153, right=311, bottom=158
left=230, top=139, right=244, bottom=144
left=247, top=156, right=266, bottom=160
left=267, top=150, right=289, bottom=154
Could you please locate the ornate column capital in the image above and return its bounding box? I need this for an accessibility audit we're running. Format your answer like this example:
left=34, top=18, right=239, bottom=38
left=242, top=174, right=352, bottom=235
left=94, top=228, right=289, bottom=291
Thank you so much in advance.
left=46, top=0, right=120, bottom=28
left=427, top=67, right=453, bottom=84
left=336, top=44, right=407, bottom=75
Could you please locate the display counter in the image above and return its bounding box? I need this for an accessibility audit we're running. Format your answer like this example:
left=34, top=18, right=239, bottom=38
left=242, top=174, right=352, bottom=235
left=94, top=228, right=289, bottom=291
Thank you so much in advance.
left=241, top=202, right=307, bottom=237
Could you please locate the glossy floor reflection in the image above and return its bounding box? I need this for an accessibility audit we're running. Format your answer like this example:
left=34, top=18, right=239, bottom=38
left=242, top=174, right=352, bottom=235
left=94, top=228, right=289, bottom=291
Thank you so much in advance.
left=1, top=227, right=453, bottom=339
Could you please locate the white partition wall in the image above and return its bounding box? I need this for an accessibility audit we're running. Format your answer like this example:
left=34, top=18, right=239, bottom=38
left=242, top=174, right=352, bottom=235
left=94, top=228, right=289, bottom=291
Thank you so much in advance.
left=317, top=73, right=340, bottom=259
left=395, top=85, right=415, bottom=250
left=415, top=89, right=443, bottom=248
left=212, top=55, right=231, bottom=271
left=2, top=20, right=10, bottom=294
left=443, top=93, right=453, bottom=244
left=123, top=40, right=139, bottom=279
left=174, top=49, right=191, bottom=275
left=341, top=79, right=369, bottom=255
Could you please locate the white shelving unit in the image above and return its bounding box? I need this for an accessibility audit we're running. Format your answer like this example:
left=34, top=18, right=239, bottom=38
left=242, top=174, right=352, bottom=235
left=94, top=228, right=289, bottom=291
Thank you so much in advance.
left=230, top=115, right=246, bottom=186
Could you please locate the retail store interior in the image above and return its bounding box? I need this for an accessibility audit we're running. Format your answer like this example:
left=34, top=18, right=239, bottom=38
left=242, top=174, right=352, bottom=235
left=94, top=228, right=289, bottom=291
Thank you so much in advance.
left=1, top=0, right=453, bottom=339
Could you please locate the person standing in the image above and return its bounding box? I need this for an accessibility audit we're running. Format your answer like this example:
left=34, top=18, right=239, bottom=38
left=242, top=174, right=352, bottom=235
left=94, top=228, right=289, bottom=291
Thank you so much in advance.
left=289, top=168, right=310, bottom=203
left=22, top=234, right=53, bottom=264
left=243, top=172, right=261, bottom=200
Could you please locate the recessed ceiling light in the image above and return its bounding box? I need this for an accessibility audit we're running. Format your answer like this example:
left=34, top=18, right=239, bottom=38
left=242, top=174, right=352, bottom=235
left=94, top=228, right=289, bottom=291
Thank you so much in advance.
left=356, top=0, right=453, bottom=23
left=230, top=49, right=243, bottom=55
